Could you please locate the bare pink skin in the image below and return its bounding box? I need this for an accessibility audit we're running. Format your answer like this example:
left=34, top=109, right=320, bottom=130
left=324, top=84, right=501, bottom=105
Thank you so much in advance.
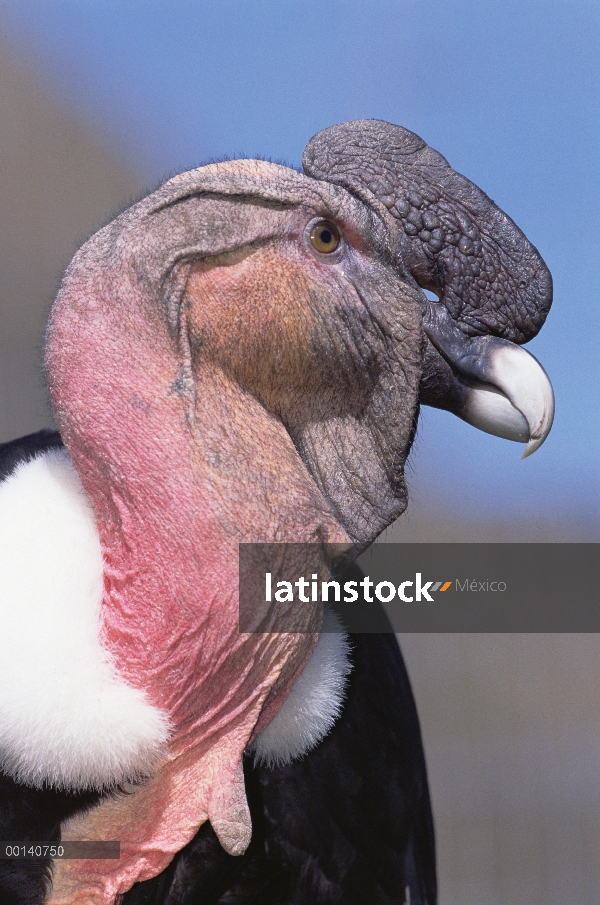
left=43, top=156, right=424, bottom=902
left=44, top=162, right=354, bottom=903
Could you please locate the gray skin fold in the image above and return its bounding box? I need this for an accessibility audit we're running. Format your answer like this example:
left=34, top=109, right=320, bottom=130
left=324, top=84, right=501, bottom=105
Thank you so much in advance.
left=303, top=119, right=554, bottom=455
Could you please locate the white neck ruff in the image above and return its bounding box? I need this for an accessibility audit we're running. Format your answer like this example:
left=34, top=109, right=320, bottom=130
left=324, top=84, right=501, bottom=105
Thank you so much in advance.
left=0, top=449, right=351, bottom=789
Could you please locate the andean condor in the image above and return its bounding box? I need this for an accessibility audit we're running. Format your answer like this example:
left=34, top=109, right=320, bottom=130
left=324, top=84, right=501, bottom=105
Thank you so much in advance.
left=0, top=120, right=553, bottom=905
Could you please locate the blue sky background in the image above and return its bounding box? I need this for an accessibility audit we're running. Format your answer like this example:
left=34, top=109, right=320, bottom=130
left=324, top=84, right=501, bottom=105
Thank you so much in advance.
left=0, top=0, right=598, bottom=534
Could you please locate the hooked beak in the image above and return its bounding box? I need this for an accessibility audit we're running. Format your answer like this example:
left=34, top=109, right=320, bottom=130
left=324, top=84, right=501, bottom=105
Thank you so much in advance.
left=423, top=301, right=554, bottom=458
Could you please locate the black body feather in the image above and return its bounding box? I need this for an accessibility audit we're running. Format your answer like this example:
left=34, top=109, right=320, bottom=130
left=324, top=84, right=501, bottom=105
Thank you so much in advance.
left=0, top=431, right=436, bottom=905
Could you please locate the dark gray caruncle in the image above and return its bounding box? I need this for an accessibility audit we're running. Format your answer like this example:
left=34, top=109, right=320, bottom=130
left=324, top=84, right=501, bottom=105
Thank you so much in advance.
left=304, top=120, right=554, bottom=456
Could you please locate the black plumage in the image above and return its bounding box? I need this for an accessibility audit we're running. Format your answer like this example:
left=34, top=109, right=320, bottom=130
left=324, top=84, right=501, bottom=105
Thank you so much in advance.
left=123, top=598, right=436, bottom=905
left=0, top=429, right=63, bottom=482
left=0, top=431, right=436, bottom=905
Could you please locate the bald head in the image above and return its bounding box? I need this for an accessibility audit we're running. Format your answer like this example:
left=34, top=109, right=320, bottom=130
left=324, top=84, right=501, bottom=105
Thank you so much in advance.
left=42, top=125, right=553, bottom=902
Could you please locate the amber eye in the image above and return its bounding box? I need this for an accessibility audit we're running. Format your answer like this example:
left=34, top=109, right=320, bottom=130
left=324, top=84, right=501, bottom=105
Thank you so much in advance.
left=310, top=220, right=341, bottom=254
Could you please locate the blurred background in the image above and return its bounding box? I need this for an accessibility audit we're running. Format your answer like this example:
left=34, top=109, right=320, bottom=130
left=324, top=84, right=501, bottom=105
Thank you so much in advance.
left=0, top=2, right=597, bottom=902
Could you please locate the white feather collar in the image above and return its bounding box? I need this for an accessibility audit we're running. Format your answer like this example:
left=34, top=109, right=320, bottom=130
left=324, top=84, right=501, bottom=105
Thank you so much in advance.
left=0, top=450, right=351, bottom=789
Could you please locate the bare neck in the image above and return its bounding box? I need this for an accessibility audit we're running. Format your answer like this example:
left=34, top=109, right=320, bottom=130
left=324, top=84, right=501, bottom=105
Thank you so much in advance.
left=45, top=271, right=349, bottom=746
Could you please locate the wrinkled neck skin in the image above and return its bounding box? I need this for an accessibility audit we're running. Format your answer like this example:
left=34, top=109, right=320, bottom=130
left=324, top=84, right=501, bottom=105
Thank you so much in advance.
left=45, top=250, right=351, bottom=903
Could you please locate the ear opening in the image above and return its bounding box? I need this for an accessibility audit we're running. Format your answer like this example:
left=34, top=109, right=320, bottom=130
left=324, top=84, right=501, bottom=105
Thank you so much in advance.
left=161, top=260, right=199, bottom=425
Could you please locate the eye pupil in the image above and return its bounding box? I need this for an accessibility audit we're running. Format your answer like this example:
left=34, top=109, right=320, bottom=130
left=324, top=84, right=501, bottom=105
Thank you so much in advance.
left=310, top=220, right=341, bottom=254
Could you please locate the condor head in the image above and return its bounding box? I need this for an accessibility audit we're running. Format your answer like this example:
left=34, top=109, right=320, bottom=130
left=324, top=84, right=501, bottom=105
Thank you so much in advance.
left=2, top=120, right=552, bottom=903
